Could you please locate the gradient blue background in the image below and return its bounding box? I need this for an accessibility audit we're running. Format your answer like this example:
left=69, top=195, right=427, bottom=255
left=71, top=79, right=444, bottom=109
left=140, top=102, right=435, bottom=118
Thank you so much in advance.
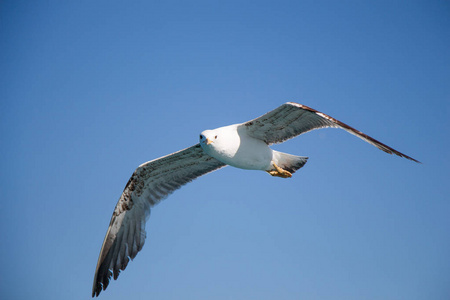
left=1, top=1, right=449, bottom=299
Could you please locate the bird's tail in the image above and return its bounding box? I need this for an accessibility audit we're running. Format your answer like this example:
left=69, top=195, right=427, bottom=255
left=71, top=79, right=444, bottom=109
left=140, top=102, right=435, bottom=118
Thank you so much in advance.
left=272, top=151, right=308, bottom=174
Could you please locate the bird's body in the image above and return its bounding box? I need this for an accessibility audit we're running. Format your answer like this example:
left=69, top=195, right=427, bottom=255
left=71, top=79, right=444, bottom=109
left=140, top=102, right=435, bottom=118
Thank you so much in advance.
left=200, top=124, right=308, bottom=177
left=92, top=102, right=419, bottom=297
left=201, top=124, right=273, bottom=170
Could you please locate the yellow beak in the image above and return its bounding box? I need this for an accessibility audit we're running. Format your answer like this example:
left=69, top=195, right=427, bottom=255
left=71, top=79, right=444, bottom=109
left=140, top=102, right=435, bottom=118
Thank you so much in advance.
left=206, top=138, right=213, bottom=145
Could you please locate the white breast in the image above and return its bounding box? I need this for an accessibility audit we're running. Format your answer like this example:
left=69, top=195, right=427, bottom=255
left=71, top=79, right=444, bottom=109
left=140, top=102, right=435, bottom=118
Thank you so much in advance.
left=201, top=124, right=273, bottom=170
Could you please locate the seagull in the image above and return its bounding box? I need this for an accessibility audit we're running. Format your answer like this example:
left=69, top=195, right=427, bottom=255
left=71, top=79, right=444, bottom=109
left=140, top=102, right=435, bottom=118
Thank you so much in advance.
left=92, top=102, right=419, bottom=297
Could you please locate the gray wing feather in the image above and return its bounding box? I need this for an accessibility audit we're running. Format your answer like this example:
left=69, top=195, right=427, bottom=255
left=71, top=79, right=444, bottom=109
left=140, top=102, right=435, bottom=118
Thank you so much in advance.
left=242, top=102, right=419, bottom=163
left=92, top=144, right=226, bottom=297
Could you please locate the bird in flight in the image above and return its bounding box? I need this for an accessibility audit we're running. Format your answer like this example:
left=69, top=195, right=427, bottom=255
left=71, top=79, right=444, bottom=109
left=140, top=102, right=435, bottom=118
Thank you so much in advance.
left=92, top=102, right=419, bottom=297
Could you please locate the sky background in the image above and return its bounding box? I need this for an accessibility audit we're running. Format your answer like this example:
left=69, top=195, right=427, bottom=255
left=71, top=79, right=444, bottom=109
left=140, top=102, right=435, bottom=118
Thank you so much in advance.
left=1, top=1, right=449, bottom=299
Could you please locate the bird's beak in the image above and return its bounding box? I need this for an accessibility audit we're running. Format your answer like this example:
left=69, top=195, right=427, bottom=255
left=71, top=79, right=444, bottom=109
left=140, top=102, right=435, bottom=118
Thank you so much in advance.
left=206, top=138, right=213, bottom=145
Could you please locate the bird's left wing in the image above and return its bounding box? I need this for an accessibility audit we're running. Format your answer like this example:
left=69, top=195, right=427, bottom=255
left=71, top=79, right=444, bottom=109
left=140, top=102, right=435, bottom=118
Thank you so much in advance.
left=241, top=102, right=419, bottom=162
left=92, top=144, right=226, bottom=297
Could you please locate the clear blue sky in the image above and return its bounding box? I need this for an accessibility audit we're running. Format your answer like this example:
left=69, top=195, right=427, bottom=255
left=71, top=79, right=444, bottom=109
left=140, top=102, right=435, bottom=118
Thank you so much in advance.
left=1, top=1, right=449, bottom=299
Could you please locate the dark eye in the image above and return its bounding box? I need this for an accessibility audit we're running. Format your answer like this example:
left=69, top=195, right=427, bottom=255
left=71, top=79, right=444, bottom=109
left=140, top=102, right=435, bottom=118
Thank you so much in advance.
left=200, top=134, right=204, bottom=140
left=215, top=135, right=217, bottom=139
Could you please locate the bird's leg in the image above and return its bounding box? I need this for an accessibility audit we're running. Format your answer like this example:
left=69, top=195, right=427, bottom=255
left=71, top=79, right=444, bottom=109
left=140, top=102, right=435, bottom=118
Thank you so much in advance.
left=266, top=162, right=292, bottom=178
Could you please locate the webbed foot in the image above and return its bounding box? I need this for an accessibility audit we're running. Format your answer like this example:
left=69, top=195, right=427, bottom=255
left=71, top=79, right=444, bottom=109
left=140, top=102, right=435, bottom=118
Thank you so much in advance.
left=265, top=163, right=292, bottom=178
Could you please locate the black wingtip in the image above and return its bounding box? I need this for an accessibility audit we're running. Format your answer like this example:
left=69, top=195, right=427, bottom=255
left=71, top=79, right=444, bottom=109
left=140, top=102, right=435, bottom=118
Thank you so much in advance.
left=402, top=154, right=421, bottom=164
left=92, top=281, right=102, bottom=297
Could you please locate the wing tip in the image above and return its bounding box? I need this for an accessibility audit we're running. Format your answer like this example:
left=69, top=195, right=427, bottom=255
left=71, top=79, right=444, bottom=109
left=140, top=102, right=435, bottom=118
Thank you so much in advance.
left=394, top=151, right=421, bottom=164
left=91, top=268, right=109, bottom=297
left=91, top=280, right=102, bottom=297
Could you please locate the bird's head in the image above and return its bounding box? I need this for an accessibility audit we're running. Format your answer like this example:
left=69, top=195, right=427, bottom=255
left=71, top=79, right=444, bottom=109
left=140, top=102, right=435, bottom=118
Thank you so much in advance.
left=199, top=130, right=218, bottom=147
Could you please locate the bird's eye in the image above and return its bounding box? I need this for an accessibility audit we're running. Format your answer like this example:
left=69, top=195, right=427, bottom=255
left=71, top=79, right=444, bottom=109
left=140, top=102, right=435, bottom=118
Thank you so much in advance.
left=215, top=135, right=217, bottom=139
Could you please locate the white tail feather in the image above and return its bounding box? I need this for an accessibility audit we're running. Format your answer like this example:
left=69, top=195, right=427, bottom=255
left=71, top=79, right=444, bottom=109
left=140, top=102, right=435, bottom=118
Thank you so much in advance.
left=272, top=151, right=308, bottom=174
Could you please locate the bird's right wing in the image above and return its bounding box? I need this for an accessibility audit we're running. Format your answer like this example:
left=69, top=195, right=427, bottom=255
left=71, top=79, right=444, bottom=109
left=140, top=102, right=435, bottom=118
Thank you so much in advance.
left=92, top=144, right=226, bottom=297
left=241, top=102, right=419, bottom=162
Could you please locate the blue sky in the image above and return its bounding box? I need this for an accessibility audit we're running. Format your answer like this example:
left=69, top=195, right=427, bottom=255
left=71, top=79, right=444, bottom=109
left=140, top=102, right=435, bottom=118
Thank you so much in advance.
left=1, top=1, right=449, bottom=299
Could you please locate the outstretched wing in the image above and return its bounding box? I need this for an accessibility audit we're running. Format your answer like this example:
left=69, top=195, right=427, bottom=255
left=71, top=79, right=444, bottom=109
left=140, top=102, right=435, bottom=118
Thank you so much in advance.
left=241, top=102, right=419, bottom=162
left=92, top=144, right=226, bottom=297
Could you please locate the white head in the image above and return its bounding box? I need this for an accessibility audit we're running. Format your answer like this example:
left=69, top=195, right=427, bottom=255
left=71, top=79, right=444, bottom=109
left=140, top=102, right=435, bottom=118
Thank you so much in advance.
left=199, top=125, right=241, bottom=157
left=199, top=129, right=218, bottom=147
